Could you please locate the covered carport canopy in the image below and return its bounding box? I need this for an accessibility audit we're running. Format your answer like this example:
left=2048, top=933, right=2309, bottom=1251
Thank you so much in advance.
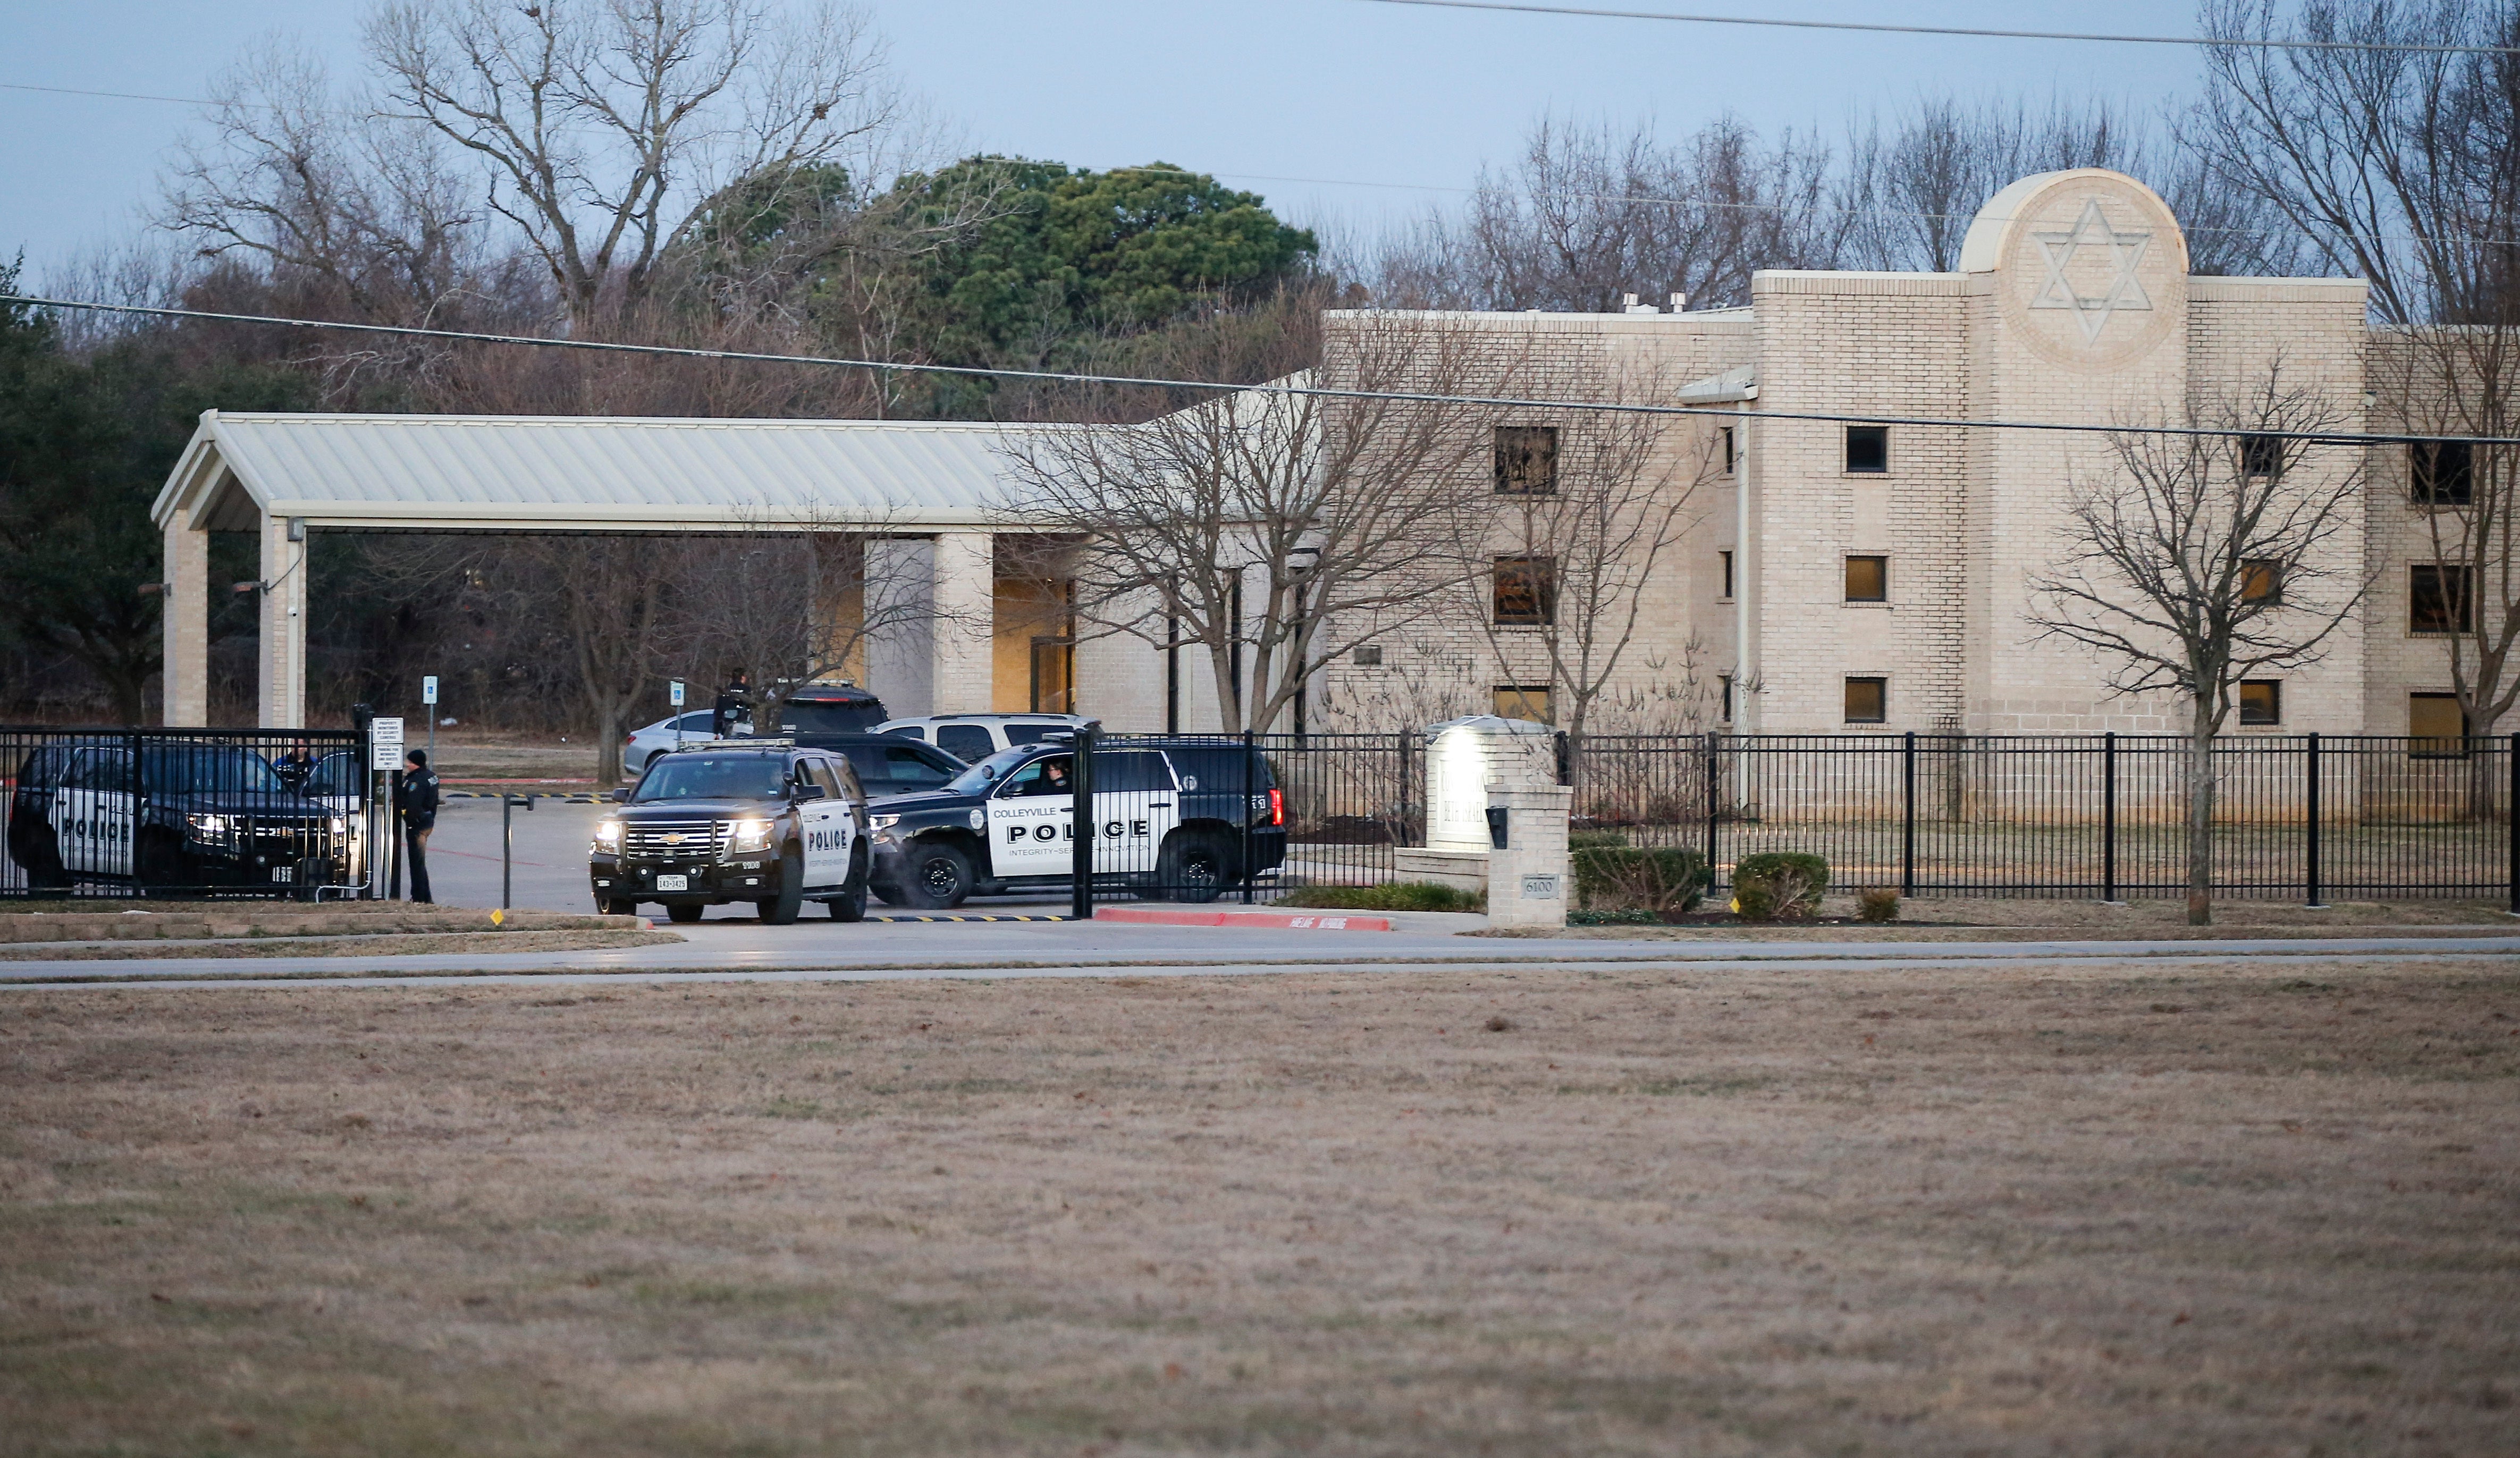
left=151, top=410, right=1053, bottom=728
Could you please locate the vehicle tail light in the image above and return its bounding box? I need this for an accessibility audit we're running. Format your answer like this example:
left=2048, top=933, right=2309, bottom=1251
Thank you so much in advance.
left=1268, top=787, right=1284, bottom=826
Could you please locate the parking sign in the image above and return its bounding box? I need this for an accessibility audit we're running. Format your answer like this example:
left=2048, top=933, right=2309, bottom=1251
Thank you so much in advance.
left=422, top=675, right=439, bottom=705
left=669, top=679, right=685, bottom=707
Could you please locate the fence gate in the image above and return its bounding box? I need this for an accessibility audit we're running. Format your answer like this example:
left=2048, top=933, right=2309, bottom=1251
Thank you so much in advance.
left=2, top=726, right=368, bottom=900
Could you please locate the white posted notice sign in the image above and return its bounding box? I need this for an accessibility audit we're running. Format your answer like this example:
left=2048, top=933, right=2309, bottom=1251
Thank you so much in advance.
left=370, top=716, right=406, bottom=770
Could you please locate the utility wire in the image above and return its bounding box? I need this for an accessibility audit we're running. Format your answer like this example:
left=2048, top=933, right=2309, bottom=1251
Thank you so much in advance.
left=1351, top=0, right=2520, bottom=55
left=5, top=292, right=2510, bottom=446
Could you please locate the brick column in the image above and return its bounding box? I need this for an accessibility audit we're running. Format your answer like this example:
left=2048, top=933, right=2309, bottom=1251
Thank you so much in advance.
left=257, top=512, right=307, bottom=728
left=162, top=517, right=209, bottom=726
left=930, top=530, right=995, bottom=715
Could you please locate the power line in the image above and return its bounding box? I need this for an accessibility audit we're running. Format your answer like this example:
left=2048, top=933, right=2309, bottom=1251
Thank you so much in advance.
left=1351, top=0, right=2520, bottom=55
left=5, top=292, right=2510, bottom=446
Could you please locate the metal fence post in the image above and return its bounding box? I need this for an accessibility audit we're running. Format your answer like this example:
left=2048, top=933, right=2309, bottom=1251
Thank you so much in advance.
left=2508, top=732, right=2518, bottom=916
left=1900, top=730, right=1917, bottom=897
left=1703, top=730, right=1720, bottom=887
left=1069, top=722, right=1096, bottom=920
left=2304, top=732, right=2323, bottom=908
left=2102, top=731, right=2118, bottom=903
left=1241, top=729, right=1257, bottom=905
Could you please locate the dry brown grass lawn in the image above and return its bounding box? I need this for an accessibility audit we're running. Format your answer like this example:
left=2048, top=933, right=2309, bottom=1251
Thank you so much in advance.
left=4, top=957, right=2516, bottom=1456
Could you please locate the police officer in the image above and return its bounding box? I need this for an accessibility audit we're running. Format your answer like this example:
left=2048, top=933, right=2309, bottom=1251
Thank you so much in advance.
left=274, top=739, right=316, bottom=790
left=395, top=749, right=441, bottom=903
left=713, top=669, right=751, bottom=740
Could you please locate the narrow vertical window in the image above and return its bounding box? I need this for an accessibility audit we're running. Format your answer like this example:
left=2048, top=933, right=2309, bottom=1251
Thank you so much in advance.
left=1719, top=550, right=1734, bottom=600
left=1719, top=674, right=1734, bottom=723
left=1720, top=425, right=1736, bottom=475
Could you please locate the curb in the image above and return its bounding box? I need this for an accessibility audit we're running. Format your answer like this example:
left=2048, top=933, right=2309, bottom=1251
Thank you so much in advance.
left=1094, top=908, right=1393, bottom=932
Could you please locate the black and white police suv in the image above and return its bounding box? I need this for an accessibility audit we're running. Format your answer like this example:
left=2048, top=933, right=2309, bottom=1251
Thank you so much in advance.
left=589, top=741, right=872, bottom=924
left=865, top=739, right=1287, bottom=909
left=6, top=739, right=350, bottom=893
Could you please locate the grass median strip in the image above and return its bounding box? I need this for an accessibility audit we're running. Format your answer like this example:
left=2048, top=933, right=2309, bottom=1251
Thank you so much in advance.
left=0, top=929, right=680, bottom=962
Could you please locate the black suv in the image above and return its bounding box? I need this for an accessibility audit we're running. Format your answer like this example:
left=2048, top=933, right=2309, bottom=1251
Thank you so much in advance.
left=806, top=734, right=968, bottom=798
left=7, top=738, right=348, bottom=893
left=592, top=743, right=872, bottom=923
left=866, top=738, right=1285, bottom=909
left=750, top=683, right=888, bottom=738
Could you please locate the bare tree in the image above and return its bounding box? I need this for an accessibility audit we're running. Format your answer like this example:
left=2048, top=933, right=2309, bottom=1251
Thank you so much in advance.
left=664, top=512, right=956, bottom=732
left=2026, top=369, right=2371, bottom=925
left=367, top=0, right=899, bottom=326
left=1001, top=302, right=1505, bottom=734
left=1368, top=114, right=1848, bottom=312
left=1454, top=368, right=1717, bottom=755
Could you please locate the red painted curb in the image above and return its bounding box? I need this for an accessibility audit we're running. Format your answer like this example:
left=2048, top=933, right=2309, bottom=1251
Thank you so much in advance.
left=1093, top=908, right=1393, bottom=932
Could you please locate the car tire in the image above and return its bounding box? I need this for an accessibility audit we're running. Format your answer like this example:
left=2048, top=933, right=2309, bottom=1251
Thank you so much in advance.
left=665, top=903, right=705, bottom=924
left=757, top=845, right=805, bottom=924
left=828, top=846, right=870, bottom=922
left=597, top=896, right=638, bottom=916
left=899, top=840, right=973, bottom=910
left=1158, top=830, right=1236, bottom=904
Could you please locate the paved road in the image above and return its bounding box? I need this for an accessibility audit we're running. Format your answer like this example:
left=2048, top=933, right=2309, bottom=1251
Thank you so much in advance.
left=5, top=917, right=2515, bottom=990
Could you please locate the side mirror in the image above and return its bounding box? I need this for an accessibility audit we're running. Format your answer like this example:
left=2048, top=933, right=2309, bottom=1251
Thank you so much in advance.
left=609, top=788, right=629, bottom=803
left=792, top=782, right=828, bottom=802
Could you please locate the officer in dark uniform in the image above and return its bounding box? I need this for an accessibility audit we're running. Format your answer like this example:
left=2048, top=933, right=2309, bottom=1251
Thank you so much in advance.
left=713, top=669, right=752, bottom=739
left=395, top=749, right=442, bottom=903
left=274, top=739, right=316, bottom=790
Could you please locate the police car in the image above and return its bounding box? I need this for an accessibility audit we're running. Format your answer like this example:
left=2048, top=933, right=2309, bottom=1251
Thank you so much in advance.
left=5, top=738, right=350, bottom=893
left=865, top=739, right=1286, bottom=909
left=589, top=741, right=872, bottom=924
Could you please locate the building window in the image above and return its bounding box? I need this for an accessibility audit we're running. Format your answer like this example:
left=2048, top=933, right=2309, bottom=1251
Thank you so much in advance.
left=1843, top=676, right=1887, bottom=723
left=1844, top=554, right=1888, bottom=603
left=2241, top=558, right=2283, bottom=605
left=1493, top=555, right=1557, bottom=626
left=1720, top=426, right=1736, bottom=475
left=1352, top=645, right=1382, bottom=666
left=1719, top=549, right=1734, bottom=600
left=2410, top=693, right=2470, bottom=756
left=2238, top=679, right=2282, bottom=725
left=1845, top=426, right=1889, bottom=474
left=2239, top=434, right=2283, bottom=478
left=2412, top=441, right=2474, bottom=505
left=1493, top=685, right=1553, bottom=723
left=1494, top=425, right=1558, bottom=495
left=1719, top=674, right=1734, bottom=723
left=2411, top=564, right=2474, bottom=635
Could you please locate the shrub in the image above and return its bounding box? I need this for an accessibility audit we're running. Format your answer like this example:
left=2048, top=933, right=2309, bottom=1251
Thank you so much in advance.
left=1729, top=852, right=1828, bottom=922
left=1571, top=845, right=1710, bottom=915
left=1272, top=881, right=1484, bottom=912
left=1568, top=829, right=1632, bottom=850
left=1857, top=888, right=1900, bottom=923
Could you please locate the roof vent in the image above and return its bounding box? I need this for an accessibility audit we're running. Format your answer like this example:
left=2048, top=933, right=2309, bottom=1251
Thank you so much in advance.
left=1621, top=292, right=1661, bottom=315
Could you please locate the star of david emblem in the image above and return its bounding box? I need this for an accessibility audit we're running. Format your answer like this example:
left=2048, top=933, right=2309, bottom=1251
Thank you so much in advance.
left=2028, top=198, right=2154, bottom=343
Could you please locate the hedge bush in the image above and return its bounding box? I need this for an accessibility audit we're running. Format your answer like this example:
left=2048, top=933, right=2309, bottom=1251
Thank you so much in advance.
left=1571, top=845, right=1711, bottom=915
left=1729, top=852, right=1829, bottom=921
left=1273, top=882, right=1485, bottom=912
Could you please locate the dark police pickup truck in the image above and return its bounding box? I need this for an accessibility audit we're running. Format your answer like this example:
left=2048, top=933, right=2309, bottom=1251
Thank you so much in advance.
left=590, top=742, right=872, bottom=924
left=865, top=739, right=1285, bottom=909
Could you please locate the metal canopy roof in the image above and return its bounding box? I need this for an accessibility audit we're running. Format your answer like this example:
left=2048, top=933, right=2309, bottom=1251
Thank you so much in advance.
left=153, top=410, right=1063, bottom=534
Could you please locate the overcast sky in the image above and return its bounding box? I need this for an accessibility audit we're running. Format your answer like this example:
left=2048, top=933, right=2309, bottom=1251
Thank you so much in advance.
left=3, top=0, right=2212, bottom=282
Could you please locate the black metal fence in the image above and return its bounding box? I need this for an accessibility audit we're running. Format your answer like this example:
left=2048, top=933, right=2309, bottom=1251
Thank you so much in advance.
left=1571, top=732, right=2519, bottom=903
left=2, top=726, right=370, bottom=900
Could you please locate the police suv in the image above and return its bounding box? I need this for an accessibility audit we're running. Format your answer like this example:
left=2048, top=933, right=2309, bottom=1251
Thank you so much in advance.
left=6, top=738, right=350, bottom=894
left=866, top=739, right=1286, bottom=909
left=589, top=741, right=872, bottom=924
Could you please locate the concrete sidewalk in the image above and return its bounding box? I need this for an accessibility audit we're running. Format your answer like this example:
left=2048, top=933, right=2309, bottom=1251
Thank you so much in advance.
left=4, top=914, right=2515, bottom=988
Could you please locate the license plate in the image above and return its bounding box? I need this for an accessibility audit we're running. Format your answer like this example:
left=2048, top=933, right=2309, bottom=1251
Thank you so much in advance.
left=655, top=874, right=689, bottom=891
left=270, top=865, right=294, bottom=883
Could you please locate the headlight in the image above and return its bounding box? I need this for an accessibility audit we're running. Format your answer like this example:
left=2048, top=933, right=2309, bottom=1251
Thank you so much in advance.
left=184, top=813, right=231, bottom=840
left=730, top=818, right=773, bottom=854
left=328, top=816, right=349, bottom=837
left=870, top=813, right=900, bottom=831
left=594, top=819, right=622, bottom=847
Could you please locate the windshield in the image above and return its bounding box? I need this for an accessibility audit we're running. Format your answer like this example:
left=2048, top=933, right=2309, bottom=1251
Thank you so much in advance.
left=140, top=745, right=294, bottom=796
left=633, top=753, right=788, bottom=803
left=945, top=746, right=1036, bottom=796
left=778, top=699, right=882, bottom=734
left=307, top=753, right=364, bottom=797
